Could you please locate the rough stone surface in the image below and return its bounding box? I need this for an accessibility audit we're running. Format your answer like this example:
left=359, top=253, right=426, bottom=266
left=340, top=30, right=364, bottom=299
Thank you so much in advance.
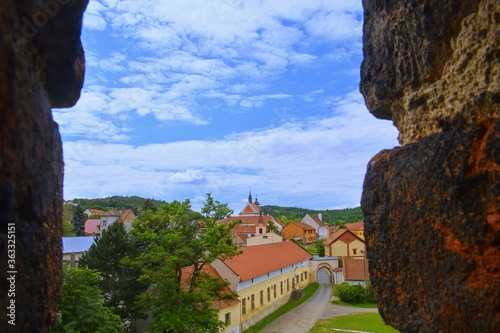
left=362, top=119, right=499, bottom=332
left=0, top=0, right=87, bottom=331
left=360, top=0, right=499, bottom=145
left=360, top=0, right=500, bottom=332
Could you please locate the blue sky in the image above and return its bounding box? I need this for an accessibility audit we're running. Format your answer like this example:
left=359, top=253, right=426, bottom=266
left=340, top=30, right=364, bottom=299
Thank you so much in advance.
left=54, top=0, right=399, bottom=211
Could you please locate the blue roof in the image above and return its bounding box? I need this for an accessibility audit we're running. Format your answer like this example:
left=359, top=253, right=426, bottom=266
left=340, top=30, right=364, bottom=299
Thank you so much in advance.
left=62, top=236, right=96, bottom=253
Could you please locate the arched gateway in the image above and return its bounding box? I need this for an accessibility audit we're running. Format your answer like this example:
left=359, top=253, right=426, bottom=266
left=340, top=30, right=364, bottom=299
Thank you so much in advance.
left=309, top=256, right=339, bottom=284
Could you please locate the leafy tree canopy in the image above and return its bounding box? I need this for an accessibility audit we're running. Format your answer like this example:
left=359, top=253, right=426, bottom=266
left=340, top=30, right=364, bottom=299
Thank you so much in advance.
left=54, top=267, right=124, bottom=333
left=128, top=193, right=240, bottom=333
left=71, top=196, right=167, bottom=214
left=261, top=205, right=364, bottom=226
left=79, top=222, right=147, bottom=329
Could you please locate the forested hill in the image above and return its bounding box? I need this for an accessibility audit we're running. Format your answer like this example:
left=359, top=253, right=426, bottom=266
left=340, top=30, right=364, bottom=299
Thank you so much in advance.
left=260, top=205, right=363, bottom=226
left=70, top=196, right=167, bottom=212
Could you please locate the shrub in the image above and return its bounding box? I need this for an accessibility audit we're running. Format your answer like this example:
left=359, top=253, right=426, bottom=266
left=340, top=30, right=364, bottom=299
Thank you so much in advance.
left=335, top=282, right=371, bottom=304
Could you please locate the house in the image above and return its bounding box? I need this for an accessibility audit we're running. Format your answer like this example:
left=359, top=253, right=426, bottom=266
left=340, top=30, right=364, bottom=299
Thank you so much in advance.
left=342, top=258, right=370, bottom=286
left=301, top=213, right=329, bottom=239
left=62, top=236, right=95, bottom=268
left=281, top=222, right=317, bottom=245
left=84, top=208, right=106, bottom=217
left=330, top=222, right=364, bottom=240
left=84, top=219, right=100, bottom=236
left=99, top=209, right=136, bottom=234
left=217, top=192, right=285, bottom=244
left=211, top=241, right=312, bottom=331
left=323, top=229, right=366, bottom=258
left=246, top=232, right=283, bottom=247
left=133, top=263, right=241, bottom=333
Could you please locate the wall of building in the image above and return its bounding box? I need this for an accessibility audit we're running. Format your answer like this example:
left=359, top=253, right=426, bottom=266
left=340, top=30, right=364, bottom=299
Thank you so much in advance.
left=236, top=262, right=310, bottom=331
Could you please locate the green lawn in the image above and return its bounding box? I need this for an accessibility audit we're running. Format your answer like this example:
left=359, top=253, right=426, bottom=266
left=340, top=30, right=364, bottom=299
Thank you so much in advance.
left=243, top=283, right=319, bottom=333
left=331, top=300, right=378, bottom=308
left=309, top=313, right=399, bottom=333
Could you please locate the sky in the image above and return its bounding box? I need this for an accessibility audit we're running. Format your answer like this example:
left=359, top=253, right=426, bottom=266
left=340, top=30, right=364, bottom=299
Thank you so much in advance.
left=54, top=0, right=399, bottom=212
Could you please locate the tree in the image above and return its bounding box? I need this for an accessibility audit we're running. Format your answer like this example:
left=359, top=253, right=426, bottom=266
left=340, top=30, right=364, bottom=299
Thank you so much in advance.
left=140, top=198, right=157, bottom=213
left=72, top=205, right=86, bottom=236
left=54, top=267, right=124, bottom=333
left=266, top=220, right=280, bottom=234
left=129, top=194, right=241, bottom=333
left=314, top=238, right=326, bottom=257
left=79, top=222, right=147, bottom=331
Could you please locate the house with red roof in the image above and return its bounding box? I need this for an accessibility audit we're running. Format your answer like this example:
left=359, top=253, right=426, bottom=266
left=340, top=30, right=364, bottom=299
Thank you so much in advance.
left=301, top=213, right=329, bottom=239
left=281, top=222, right=317, bottom=245
left=323, top=228, right=366, bottom=258
left=212, top=241, right=312, bottom=331
left=134, top=263, right=241, bottom=333
left=330, top=221, right=365, bottom=240
left=99, top=209, right=136, bottom=235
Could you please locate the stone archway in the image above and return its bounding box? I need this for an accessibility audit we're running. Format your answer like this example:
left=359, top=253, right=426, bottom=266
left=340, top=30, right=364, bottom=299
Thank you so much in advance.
left=317, top=266, right=331, bottom=284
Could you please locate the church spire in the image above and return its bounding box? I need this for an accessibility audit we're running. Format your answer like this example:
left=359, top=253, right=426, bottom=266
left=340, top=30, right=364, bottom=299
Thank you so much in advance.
left=248, top=187, right=252, bottom=203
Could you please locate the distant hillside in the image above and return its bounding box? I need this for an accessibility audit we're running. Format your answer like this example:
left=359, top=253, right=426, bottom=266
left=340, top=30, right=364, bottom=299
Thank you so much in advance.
left=71, top=195, right=167, bottom=212
left=260, top=205, right=363, bottom=226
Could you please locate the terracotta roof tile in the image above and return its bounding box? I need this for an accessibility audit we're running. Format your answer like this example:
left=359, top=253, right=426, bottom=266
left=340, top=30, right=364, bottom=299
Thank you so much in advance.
left=323, top=229, right=349, bottom=245
left=345, top=222, right=364, bottom=231
left=181, top=264, right=239, bottom=310
left=344, top=259, right=369, bottom=281
left=291, top=222, right=316, bottom=231
left=222, top=242, right=312, bottom=281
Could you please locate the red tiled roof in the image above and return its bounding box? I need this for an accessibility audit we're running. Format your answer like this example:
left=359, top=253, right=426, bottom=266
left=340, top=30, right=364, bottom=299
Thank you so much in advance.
left=239, top=202, right=260, bottom=215
left=323, top=229, right=349, bottom=245
left=345, top=222, right=364, bottom=231
left=290, top=222, right=316, bottom=231
left=307, top=214, right=328, bottom=227
left=84, top=219, right=100, bottom=235
left=117, top=210, right=136, bottom=223
left=343, top=259, right=369, bottom=281
left=86, top=209, right=105, bottom=216
left=324, top=228, right=364, bottom=246
left=181, top=264, right=239, bottom=310
left=222, top=242, right=312, bottom=281
left=218, top=215, right=285, bottom=228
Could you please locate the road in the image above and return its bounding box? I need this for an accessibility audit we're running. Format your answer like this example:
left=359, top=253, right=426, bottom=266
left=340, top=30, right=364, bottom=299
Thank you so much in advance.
left=259, top=283, right=378, bottom=333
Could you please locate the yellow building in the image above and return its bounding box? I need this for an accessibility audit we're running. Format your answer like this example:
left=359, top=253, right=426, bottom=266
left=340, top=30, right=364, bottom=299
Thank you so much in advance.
left=323, top=229, right=366, bottom=258
left=212, top=241, right=312, bottom=331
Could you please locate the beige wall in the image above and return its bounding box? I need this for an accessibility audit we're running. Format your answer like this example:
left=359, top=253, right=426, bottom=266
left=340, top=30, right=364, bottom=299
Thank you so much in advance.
left=329, top=238, right=365, bottom=258
left=246, top=232, right=282, bottom=246
left=237, top=265, right=310, bottom=331
left=218, top=304, right=241, bottom=333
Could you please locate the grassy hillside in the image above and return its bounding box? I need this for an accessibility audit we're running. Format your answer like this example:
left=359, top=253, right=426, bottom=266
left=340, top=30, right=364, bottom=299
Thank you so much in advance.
left=260, top=205, right=363, bottom=226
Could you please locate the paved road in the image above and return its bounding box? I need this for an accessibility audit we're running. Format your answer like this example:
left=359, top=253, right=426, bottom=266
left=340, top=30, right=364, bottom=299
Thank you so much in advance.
left=259, top=284, right=378, bottom=333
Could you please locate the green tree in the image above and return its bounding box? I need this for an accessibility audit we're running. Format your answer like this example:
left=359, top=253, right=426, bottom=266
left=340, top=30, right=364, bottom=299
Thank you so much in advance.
left=129, top=194, right=240, bottom=333
left=79, top=222, right=147, bottom=330
left=140, top=198, right=158, bottom=213
left=314, top=238, right=326, bottom=257
left=72, top=205, right=87, bottom=236
left=266, top=220, right=280, bottom=234
left=54, top=267, right=124, bottom=333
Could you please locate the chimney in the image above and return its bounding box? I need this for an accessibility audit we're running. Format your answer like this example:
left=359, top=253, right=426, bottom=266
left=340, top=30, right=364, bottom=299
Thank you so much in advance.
left=318, top=213, right=322, bottom=221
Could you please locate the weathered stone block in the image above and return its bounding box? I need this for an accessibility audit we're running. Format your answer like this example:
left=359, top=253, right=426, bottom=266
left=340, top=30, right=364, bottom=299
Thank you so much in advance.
left=0, top=0, right=87, bottom=331
left=361, top=118, right=499, bottom=332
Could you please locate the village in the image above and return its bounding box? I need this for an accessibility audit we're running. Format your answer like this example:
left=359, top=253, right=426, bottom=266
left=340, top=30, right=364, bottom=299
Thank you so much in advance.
left=62, top=193, right=369, bottom=333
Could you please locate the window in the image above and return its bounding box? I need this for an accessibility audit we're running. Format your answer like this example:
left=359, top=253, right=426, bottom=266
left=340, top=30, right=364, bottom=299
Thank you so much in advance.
left=242, top=299, right=246, bottom=315
left=305, top=271, right=308, bottom=279
left=225, top=312, right=231, bottom=325
left=274, top=284, right=277, bottom=298
left=259, top=228, right=263, bottom=233
left=260, top=290, right=264, bottom=306
left=280, top=281, right=283, bottom=295
left=287, top=278, right=290, bottom=291
left=267, top=287, right=271, bottom=302
left=263, top=235, right=268, bottom=239
left=353, top=248, right=357, bottom=254
left=251, top=294, right=255, bottom=310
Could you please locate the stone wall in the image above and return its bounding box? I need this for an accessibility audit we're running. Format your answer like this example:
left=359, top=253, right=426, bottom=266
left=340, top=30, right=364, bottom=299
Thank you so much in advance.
left=360, top=1, right=499, bottom=332
left=0, top=0, right=88, bottom=331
